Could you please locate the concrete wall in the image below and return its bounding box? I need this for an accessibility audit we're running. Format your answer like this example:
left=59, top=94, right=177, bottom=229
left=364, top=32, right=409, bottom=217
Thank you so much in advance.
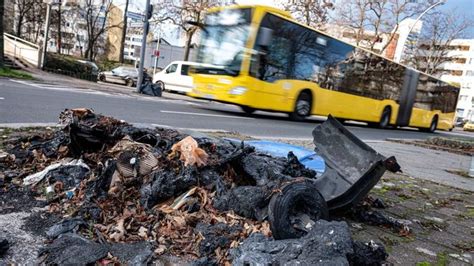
left=4, top=33, right=40, bottom=67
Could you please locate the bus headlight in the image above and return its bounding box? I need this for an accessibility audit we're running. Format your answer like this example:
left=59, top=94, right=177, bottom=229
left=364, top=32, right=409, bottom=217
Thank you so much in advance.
left=229, top=86, right=247, bottom=95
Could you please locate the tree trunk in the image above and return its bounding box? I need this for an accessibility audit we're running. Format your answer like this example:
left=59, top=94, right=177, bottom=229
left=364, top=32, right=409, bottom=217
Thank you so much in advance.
left=119, top=0, right=129, bottom=63
left=183, top=31, right=194, bottom=61
left=86, top=40, right=94, bottom=61
left=56, top=6, right=61, bottom=54
left=0, top=0, right=4, bottom=68
left=85, top=46, right=90, bottom=60
left=16, top=15, right=23, bottom=38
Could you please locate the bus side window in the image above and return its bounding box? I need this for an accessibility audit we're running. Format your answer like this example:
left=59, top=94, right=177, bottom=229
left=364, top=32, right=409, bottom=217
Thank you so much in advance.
left=251, top=14, right=292, bottom=82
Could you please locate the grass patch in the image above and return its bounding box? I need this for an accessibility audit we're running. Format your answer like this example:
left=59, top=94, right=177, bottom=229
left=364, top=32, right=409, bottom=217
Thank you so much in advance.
left=456, top=207, right=474, bottom=219
left=0, top=67, right=34, bottom=80
left=436, top=252, right=448, bottom=266
left=445, top=169, right=472, bottom=178
left=454, top=240, right=474, bottom=252
left=416, top=262, right=431, bottom=266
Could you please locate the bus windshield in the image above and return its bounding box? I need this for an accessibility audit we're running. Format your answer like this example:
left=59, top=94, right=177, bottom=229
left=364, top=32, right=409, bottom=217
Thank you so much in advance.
left=195, top=8, right=252, bottom=76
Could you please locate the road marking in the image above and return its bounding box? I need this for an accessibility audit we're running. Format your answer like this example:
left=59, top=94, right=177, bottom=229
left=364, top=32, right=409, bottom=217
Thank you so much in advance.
left=0, top=122, right=60, bottom=128
left=160, top=110, right=255, bottom=120
left=0, top=97, right=4, bottom=100
left=8, top=79, right=202, bottom=106
left=9, top=79, right=131, bottom=98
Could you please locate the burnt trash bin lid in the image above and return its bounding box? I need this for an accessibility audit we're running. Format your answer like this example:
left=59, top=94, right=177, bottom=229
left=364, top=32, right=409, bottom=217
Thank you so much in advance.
left=312, top=116, right=393, bottom=212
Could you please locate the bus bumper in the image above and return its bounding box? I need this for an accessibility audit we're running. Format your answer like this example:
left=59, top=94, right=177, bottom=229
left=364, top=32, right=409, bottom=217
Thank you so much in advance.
left=188, top=76, right=254, bottom=106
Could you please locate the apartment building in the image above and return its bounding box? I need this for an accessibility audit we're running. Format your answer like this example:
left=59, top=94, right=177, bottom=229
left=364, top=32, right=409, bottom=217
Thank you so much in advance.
left=434, top=40, right=474, bottom=120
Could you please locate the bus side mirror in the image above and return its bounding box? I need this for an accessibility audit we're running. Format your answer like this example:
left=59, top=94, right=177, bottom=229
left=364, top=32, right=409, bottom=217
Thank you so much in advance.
left=257, top=27, right=273, bottom=47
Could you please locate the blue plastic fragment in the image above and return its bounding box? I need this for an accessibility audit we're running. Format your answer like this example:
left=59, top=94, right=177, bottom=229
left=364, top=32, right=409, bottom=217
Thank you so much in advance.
left=225, top=139, right=326, bottom=174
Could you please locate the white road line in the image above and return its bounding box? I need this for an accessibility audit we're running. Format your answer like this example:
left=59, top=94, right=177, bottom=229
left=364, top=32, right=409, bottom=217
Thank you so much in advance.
left=0, top=122, right=60, bottom=128
left=160, top=110, right=255, bottom=120
left=9, top=79, right=132, bottom=98
left=0, top=97, right=4, bottom=100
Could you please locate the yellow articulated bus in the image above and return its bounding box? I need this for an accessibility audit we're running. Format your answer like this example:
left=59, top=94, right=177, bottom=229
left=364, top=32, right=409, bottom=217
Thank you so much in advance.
left=187, top=5, right=460, bottom=132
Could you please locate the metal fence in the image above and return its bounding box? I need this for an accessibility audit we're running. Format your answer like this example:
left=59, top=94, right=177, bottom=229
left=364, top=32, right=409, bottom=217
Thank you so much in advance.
left=3, top=32, right=40, bottom=67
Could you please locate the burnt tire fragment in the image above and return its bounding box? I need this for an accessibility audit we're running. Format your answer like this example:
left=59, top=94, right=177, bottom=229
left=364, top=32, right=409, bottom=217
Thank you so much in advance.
left=268, top=180, right=329, bottom=240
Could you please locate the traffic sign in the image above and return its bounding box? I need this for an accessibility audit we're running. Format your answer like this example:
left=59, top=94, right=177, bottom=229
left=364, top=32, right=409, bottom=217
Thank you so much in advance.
left=130, top=22, right=143, bottom=28
left=127, top=11, right=144, bottom=21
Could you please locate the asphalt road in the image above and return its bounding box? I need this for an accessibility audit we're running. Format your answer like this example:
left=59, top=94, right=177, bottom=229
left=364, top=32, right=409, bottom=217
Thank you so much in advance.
left=1, top=78, right=473, bottom=141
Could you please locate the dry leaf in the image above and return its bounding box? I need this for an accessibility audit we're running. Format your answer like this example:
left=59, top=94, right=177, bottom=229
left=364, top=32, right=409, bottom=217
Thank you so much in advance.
left=154, top=245, right=167, bottom=255
left=169, top=136, right=208, bottom=167
left=110, top=218, right=126, bottom=241
left=138, top=226, right=148, bottom=238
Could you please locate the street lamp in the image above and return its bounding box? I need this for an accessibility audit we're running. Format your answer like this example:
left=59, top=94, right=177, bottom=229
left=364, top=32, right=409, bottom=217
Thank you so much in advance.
left=397, top=0, right=445, bottom=63
left=40, top=0, right=62, bottom=69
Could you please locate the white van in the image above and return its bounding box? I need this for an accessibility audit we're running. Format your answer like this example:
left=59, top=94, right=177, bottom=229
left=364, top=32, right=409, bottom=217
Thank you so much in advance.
left=153, top=61, right=203, bottom=93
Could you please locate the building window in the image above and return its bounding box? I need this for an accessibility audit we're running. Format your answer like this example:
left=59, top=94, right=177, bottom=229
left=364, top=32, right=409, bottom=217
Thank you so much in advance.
left=454, top=58, right=467, bottom=64
left=466, top=70, right=474, bottom=76
left=460, top=45, right=470, bottom=51
left=456, top=108, right=464, bottom=117
left=470, top=58, right=474, bottom=64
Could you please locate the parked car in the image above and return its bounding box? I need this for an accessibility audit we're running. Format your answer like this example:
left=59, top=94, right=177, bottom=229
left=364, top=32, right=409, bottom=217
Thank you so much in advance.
left=153, top=61, right=204, bottom=93
left=455, top=117, right=468, bottom=128
left=463, top=121, right=474, bottom=131
left=98, top=66, right=138, bottom=87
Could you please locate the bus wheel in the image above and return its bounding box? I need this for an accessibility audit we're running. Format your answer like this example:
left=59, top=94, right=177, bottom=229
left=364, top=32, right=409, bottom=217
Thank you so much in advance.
left=241, top=106, right=256, bottom=115
left=289, top=92, right=312, bottom=121
left=379, top=107, right=391, bottom=129
left=421, top=116, right=438, bottom=133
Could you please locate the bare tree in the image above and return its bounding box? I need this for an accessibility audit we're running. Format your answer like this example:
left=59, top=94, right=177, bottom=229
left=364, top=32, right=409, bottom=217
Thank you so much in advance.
left=79, top=0, right=119, bottom=61
left=333, top=0, right=436, bottom=54
left=3, top=0, right=15, bottom=35
left=406, top=11, right=474, bottom=76
left=50, top=4, right=65, bottom=54
left=28, top=1, right=46, bottom=43
left=153, top=0, right=223, bottom=61
left=13, top=0, right=36, bottom=38
left=279, top=0, right=334, bottom=29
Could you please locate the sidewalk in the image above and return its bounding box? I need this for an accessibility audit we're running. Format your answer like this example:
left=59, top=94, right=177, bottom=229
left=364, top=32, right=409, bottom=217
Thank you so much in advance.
left=253, top=137, right=474, bottom=192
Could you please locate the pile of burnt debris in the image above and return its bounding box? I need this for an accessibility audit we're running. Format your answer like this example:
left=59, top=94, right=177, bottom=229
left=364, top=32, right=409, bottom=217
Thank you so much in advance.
left=0, top=109, right=404, bottom=265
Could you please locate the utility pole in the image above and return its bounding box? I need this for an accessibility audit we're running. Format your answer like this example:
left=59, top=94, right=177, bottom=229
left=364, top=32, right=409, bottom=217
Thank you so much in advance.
left=119, top=0, right=129, bottom=63
left=153, top=31, right=161, bottom=76
left=136, top=0, right=151, bottom=92
left=56, top=4, right=61, bottom=54
left=40, top=1, right=53, bottom=68
left=397, top=0, right=445, bottom=63
left=0, top=0, right=5, bottom=68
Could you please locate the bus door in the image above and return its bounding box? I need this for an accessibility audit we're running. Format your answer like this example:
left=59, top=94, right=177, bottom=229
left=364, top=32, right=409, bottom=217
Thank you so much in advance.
left=251, top=26, right=292, bottom=109
left=396, top=69, right=419, bottom=126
